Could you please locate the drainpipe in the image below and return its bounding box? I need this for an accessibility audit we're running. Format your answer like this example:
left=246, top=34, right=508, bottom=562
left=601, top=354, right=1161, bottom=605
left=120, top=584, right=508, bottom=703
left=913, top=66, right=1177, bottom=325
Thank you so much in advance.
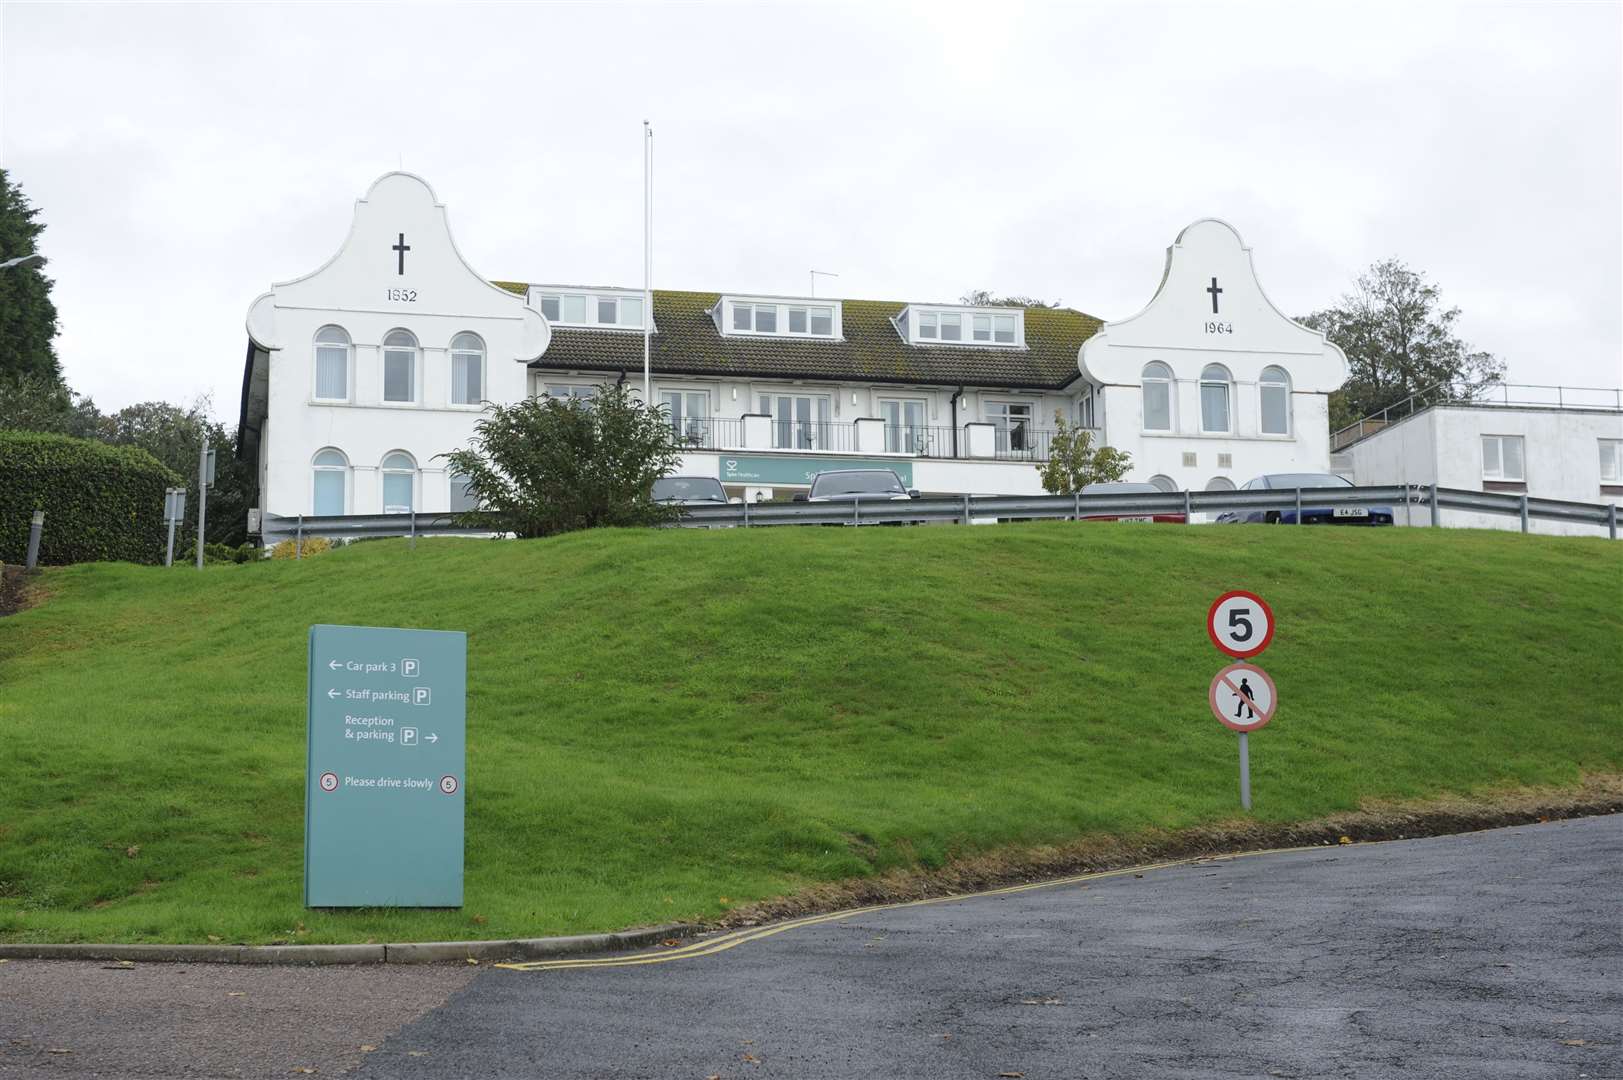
left=949, top=386, right=965, bottom=458
left=616, top=369, right=627, bottom=388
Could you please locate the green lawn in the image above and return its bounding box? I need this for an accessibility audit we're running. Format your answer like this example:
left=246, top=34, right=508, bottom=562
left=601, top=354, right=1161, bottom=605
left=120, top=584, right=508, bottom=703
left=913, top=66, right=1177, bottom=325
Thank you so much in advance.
left=1, top=524, right=1619, bottom=944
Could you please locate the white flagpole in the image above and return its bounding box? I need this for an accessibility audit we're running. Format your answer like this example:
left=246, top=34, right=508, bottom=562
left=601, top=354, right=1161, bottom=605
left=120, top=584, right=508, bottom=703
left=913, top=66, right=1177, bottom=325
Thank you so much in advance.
left=643, top=120, right=653, bottom=404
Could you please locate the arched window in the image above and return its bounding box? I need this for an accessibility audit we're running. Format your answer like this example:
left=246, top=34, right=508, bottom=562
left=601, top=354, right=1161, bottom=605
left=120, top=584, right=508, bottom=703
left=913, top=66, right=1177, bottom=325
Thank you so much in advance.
left=381, top=451, right=417, bottom=513
left=382, top=330, right=418, bottom=403
left=1259, top=365, right=1291, bottom=435
left=314, top=326, right=351, bottom=402
left=1148, top=474, right=1178, bottom=493
left=1205, top=476, right=1236, bottom=491
left=1142, top=362, right=1173, bottom=431
left=1200, top=364, right=1232, bottom=433
left=312, top=448, right=349, bottom=515
left=448, top=469, right=479, bottom=513
left=450, top=332, right=485, bottom=406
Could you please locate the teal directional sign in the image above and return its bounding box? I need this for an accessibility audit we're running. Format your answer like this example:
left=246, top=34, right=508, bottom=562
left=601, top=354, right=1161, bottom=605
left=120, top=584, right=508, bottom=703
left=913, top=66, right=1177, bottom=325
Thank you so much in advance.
left=305, top=624, right=466, bottom=907
left=719, top=455, right=913, bottom=487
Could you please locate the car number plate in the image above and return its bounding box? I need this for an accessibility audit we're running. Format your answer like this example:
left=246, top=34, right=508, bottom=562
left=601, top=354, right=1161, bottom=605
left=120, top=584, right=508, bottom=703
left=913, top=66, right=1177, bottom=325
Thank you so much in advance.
left=1333, top=507, right=1369, bottom=518
left=1118, top=516, right=1154, bottom=523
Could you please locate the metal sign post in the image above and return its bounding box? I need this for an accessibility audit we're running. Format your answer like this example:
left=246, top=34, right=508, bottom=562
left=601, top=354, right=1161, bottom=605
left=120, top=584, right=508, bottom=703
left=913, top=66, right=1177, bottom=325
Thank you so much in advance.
left=163, top=487, right=187, bottom=567
left=1207, top=591, right=1277, bottom=811
left=195, top=437, right=210, bottom=569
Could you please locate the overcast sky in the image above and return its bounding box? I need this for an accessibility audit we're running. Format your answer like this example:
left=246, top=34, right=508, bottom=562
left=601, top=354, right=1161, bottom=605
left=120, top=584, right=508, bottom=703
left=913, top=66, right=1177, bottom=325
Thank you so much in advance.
left=2, top=1, right=1618, bottom=417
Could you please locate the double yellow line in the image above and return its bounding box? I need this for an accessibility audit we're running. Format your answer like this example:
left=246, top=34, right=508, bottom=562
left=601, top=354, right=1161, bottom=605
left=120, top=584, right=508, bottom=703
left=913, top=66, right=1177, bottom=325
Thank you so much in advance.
left=497, top=847, right=1317, bottom=973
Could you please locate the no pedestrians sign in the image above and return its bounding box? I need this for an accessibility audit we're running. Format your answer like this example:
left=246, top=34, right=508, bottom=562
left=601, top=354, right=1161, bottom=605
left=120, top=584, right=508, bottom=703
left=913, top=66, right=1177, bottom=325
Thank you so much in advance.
left=1209, top=662, right=1276, bottom=733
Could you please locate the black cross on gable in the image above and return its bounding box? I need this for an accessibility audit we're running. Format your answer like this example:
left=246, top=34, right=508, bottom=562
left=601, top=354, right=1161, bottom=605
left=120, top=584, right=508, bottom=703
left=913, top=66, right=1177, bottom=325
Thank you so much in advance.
left=1206, top=277, right=1223, bottom=314
left=392, top=233, right=411, bottom=276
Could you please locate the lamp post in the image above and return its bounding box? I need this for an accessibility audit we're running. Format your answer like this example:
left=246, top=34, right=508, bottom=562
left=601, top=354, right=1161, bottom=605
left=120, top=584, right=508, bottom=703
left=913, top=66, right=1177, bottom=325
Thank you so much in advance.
left=0, top=254, right=46, bottom=272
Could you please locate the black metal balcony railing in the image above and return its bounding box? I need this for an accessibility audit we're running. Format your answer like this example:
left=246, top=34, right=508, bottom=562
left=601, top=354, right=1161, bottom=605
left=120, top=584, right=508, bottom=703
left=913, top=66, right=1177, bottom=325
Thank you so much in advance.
left=672, top=419, right=1077, bottom=461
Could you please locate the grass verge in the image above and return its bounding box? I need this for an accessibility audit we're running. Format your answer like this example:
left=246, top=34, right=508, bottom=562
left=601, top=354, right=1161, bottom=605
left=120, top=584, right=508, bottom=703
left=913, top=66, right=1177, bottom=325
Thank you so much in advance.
left=1, top=523, right=1619, bottom=944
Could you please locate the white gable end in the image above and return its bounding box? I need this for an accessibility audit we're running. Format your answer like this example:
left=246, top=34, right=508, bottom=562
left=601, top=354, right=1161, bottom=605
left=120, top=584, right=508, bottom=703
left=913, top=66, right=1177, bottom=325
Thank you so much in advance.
left=246, top=172, right=547, bottom=360
left=1078, top=218, right=1346, bottom=393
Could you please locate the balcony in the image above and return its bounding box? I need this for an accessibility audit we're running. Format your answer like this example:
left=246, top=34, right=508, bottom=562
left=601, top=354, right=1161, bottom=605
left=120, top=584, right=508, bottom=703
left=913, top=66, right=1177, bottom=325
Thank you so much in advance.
left=666, top=417, right=1073, bottom=462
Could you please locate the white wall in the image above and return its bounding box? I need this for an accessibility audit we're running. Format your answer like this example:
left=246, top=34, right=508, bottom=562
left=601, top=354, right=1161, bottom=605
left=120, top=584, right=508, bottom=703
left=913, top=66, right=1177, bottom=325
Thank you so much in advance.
left=247, top=173, right=546, bottom=515
left=1342, top=406, right=1623, bottom=536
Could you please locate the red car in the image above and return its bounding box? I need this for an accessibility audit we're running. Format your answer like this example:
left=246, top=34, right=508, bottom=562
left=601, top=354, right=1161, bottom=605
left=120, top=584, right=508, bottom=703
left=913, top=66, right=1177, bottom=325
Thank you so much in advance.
left=1078, top=482, right=1187, bottom=523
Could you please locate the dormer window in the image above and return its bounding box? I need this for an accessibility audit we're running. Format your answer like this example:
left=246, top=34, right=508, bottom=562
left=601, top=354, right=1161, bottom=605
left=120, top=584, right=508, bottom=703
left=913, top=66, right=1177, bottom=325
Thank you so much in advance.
left=714, top=296, right=842, bottom=339
left=531, top=286, right=648, bottom=330
left=897, top=305, right=1024, bottom=348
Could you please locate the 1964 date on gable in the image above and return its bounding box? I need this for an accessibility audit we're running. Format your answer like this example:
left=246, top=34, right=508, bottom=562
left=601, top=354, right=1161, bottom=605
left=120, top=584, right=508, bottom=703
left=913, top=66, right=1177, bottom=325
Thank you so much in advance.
left=1203, top=321, right=1233, bottom=334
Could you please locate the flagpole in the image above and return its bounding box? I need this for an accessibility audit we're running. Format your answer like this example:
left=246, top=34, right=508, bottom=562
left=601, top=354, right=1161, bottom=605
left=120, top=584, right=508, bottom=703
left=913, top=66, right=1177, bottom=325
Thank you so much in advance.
left=643, top=120, right=653, bottom=404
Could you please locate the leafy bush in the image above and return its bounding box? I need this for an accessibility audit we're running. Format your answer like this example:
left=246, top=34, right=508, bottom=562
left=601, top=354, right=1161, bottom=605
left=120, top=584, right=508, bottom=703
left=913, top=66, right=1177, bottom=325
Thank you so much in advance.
left=179, top=540, right=260, bottom=565
left=0, top=431, right=181, bottom=566
left=270, top=536, right=332, bottom=559
left=442, top=382, right=682, bottom=538
left=1035, top=411, right=1132, bottom=494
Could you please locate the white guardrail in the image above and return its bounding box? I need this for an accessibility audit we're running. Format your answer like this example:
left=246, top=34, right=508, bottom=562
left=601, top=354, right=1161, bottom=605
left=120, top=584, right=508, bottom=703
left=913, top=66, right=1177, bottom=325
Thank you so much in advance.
left=259, top=485, right=1620, bottom=547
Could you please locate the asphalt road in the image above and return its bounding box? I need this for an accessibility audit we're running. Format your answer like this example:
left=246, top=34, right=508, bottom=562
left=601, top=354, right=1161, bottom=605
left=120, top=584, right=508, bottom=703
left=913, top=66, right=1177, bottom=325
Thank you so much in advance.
left=3, top=816, right=1619, bottom=1078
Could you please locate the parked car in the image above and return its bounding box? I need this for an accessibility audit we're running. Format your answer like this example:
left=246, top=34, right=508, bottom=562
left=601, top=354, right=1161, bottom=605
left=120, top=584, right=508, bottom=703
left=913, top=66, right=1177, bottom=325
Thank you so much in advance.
left=1078, top=481, right=1187, bottom=523
left=795, top=469, right=921, bottom=524
left=1215, top=473, right=1394, bottom=525
left=651, top=476, right=734, bottom=506
left=801, top=469, right=919, bottom=503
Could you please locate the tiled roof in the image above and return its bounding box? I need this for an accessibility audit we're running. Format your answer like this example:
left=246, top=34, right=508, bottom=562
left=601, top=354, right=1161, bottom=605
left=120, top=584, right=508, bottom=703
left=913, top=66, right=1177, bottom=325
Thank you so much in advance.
left=527, top=289, right=1102, bottom=389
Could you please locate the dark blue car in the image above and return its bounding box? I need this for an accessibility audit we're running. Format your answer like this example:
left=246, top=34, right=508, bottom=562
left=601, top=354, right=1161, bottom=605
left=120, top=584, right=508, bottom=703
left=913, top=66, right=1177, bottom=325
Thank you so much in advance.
left=1215, top=472, right=1394, bottom=526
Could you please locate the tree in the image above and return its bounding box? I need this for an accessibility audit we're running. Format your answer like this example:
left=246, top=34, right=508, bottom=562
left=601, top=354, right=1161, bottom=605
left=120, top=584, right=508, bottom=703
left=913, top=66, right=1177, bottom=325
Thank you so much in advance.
left=442, top=382, right=682, bottom=538
left=1036, top=411, right=1131, bottom=494
left=0, top=170, right=61, bottom=382
left=99, top=398, right=255, bottom=547
left=1298, top=259, right=1506, bottom=431
left=960, top=290, right=1062, bottom=309
left=0, top=373, right=103, bottom=438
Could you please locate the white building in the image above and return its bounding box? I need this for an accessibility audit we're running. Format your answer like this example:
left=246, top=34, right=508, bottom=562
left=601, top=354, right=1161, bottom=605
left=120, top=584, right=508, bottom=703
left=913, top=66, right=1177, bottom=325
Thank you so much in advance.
left=1333, top=388, right=1623, bottom=535
left=238, top=174, right=1349, bottom=516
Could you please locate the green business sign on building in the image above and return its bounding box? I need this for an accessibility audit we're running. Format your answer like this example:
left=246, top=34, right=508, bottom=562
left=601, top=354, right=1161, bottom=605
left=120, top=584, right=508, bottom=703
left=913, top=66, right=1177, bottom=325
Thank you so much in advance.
left=719, top=455, right=913, bottom=487
left=305, top=624, right=466, bottom=908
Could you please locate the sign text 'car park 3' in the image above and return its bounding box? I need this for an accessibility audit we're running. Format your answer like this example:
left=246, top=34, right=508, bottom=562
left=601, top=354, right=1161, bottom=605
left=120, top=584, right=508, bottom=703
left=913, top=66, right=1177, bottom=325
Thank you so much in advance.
left=305, top=624, right=466, bottom=907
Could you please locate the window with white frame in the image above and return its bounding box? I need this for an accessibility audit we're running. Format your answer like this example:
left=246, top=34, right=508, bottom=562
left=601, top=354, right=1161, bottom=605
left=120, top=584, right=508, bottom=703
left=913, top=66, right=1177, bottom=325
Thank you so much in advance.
left=543, top=383, right=597, bottom=401
left=1200, top=364, right=1232, bottom=433
left=450, top=332, right=484, bottom=406
left=758, top=393, right=831, bottom=449
left=381, top=451, right=417, bottom=513
left=1482, top=434, right=1525, bottom=482
left=312, top=448, right=348, bottom=515
left=1147, top=474, right=1178, bottom=493
left=535, top=290, right=644, bottom=329
left=985, top=401, right=1034, bottom=453
left=1078, top=385, right=1096, bottom=429
left=879, top=398, right=929, bottom=453
left=724, top=299, right=836, bottom=339
left=448, top=469, right=479, bottom=513
left=313, top=325, right=351, bottom=402
left=661, top=390, right=710, bottom=446
left=972, top=314, right=1016, bottom=344
left=899, top=305, right=1023, bottom=347
left=382, top=329, right=417, bottom=403
left=1142, top=362, right=1174, bottom=432
left=1259, top=365, right=1291, bottom=435
left=1601, top=439, right=1622, bottom=483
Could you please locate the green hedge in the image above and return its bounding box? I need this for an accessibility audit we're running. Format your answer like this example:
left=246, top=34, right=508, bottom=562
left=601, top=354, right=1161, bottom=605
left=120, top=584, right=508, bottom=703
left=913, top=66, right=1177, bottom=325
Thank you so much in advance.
left=0, top=431, right=182, bottom=566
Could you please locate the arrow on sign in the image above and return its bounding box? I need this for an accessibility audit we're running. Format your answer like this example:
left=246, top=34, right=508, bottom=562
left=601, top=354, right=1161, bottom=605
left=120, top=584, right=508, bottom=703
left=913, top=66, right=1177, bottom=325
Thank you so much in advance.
left=327, top=688, right=340, bottom=699
left=425, top=733, right=439, bottom=744
left=328, top=660, right=343, bottom=670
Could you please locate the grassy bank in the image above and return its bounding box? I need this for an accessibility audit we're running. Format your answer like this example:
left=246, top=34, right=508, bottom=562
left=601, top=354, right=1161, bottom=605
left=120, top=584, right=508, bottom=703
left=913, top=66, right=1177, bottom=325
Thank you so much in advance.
left=1, top=524, right=1619, bottom=944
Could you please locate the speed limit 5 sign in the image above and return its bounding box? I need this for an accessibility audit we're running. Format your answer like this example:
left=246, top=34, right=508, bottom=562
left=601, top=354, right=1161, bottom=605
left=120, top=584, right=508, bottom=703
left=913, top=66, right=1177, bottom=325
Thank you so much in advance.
left=1207, top=591, right=1274, bottom=658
